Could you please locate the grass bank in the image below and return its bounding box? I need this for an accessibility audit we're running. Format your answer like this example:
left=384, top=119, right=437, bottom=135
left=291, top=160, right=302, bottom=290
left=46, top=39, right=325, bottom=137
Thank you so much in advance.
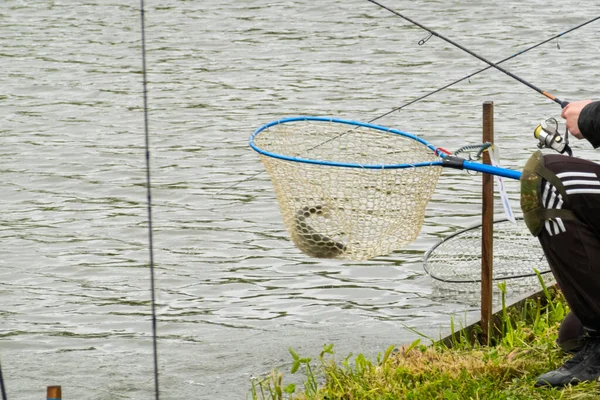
left=250, top=277, right=600, bottom=399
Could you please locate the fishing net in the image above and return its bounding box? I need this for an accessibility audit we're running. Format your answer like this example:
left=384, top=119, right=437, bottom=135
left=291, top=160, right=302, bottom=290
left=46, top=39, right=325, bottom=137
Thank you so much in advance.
left=250, top=117, right=443, bottom=261
left=423, top=217, right=555, bottom=304
left=423, top=217, right=551, bottom=283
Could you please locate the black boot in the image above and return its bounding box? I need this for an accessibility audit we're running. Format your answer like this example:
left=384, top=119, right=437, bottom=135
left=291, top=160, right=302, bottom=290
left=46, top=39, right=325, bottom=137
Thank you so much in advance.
left=536, top=327, right=600, bottom=387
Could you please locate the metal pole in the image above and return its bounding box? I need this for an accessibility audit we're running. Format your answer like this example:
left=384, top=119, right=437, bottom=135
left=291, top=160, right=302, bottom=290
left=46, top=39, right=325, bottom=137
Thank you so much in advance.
left=481, top=101, right=494, bottom=344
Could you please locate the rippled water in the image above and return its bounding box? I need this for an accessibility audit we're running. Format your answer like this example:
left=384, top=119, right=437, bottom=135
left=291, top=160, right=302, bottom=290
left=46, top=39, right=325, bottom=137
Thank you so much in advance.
left=1, top=1, right=599, bottom=398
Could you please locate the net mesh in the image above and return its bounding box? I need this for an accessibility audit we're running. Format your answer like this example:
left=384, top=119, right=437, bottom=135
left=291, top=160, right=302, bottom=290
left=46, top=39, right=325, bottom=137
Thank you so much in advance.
left=254, top=120, right=442, bottom=260
left=430, top=272, right=556, bottom=306
left=424, top=218, right=550, bottom=283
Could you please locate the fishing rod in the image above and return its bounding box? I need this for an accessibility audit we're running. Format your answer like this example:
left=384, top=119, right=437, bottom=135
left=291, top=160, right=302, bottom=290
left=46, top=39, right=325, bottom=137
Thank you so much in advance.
left=368, top=14, right=600, bottom=124
left=0, top=360, right=6, bottom=400
left=139, top=1, right=161, bottom=399
left=366, top=0, right=570, bottom=108
left=221, top=14, right=598, bottom=194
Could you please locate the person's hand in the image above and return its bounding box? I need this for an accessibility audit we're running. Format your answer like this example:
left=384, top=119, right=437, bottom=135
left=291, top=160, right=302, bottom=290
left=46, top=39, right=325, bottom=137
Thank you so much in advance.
left=561, top=100, right=593, bottom=139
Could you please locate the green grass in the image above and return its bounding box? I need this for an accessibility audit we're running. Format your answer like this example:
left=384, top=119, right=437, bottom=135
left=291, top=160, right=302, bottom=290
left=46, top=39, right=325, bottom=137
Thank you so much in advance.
left=249, top=274, right=600, bottom=399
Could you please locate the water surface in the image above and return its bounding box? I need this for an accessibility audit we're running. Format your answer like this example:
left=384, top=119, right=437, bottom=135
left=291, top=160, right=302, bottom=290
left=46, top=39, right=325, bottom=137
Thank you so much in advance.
left=1, top=1, right=599, bottom=398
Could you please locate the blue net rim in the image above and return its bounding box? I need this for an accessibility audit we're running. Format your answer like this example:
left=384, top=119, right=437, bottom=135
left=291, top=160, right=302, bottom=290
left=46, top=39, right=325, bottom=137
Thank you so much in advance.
left=249, top=116, right=443, bottom=169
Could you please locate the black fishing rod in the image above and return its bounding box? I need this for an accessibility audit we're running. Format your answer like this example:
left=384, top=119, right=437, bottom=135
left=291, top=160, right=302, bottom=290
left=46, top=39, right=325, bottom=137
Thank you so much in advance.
left=368, top=14, right=600, bottom=124
left=0, top=360, right=7, bottom=400
left=220, top=13, right=597, bottom=194
left=366, top=0, right=570, bottom=108
left=139, top=1, right=161, bottom=399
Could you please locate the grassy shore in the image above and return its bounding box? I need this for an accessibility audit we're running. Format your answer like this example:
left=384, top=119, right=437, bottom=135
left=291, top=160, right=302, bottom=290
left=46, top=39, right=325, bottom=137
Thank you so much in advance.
left=250, top=276, right=600, bottom=399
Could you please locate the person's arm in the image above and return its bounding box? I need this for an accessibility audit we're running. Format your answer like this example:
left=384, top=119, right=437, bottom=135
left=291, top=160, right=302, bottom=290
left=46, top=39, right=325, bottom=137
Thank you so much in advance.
left=561, top=100, right=600, bottom=148
left=578, top=102, right=600, bottom=148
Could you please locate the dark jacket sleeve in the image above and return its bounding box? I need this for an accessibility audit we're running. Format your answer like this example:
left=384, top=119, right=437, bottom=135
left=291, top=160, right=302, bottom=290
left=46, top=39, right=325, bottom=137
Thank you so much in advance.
left=578, top=101, right=600, bottom=148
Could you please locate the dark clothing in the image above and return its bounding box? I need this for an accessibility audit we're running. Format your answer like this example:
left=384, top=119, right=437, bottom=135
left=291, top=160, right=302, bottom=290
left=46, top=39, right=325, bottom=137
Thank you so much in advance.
left=579, top=101, right=600, bottom=148
left=530, top=101, right=600, bottom=386
left=529, top=101, right=600, bottom=330
left=558, top=311, right=584, bottom=353
left=536, top=154, right=600, bottom=329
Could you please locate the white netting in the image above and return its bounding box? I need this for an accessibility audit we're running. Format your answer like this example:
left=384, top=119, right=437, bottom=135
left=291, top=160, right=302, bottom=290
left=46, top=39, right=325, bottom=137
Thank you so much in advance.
left=423, top=218, right=555, bottom=304
left=253, top=119, right=443, bottom=261
left=424, top=218, right=551, bottom=282
left=429, top=272, right=557, bottom=307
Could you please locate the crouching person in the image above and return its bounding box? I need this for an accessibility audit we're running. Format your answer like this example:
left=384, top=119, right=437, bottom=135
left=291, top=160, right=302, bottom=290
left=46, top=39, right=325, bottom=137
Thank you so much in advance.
left=520, top=100, right=600, bottom=387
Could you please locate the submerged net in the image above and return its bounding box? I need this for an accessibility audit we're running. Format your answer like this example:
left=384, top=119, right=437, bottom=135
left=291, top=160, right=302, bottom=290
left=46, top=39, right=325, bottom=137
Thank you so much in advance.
left=252, top=118, right=443, bottom=261
left=423, top=217, right=551, bottom=283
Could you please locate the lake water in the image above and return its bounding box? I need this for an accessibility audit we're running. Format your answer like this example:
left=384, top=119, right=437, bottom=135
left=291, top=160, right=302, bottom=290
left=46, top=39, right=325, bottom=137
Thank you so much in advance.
left=1, top=1, right=599, bottom=399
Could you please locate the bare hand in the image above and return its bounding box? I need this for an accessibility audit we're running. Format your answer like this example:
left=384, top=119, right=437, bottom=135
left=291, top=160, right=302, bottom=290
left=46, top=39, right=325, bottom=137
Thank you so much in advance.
left=561, top=100, right=593, bottom=139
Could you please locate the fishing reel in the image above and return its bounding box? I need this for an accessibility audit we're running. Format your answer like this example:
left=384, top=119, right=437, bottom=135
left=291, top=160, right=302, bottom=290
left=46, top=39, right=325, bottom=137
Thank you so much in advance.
left=533, top=117, right=573, bottom=156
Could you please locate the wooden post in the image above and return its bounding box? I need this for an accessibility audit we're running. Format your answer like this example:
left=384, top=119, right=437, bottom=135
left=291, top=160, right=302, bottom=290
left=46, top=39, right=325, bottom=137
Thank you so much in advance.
left=481, top=101, right=494, bottom=344
left=47, top=385, right=61, bottom=400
